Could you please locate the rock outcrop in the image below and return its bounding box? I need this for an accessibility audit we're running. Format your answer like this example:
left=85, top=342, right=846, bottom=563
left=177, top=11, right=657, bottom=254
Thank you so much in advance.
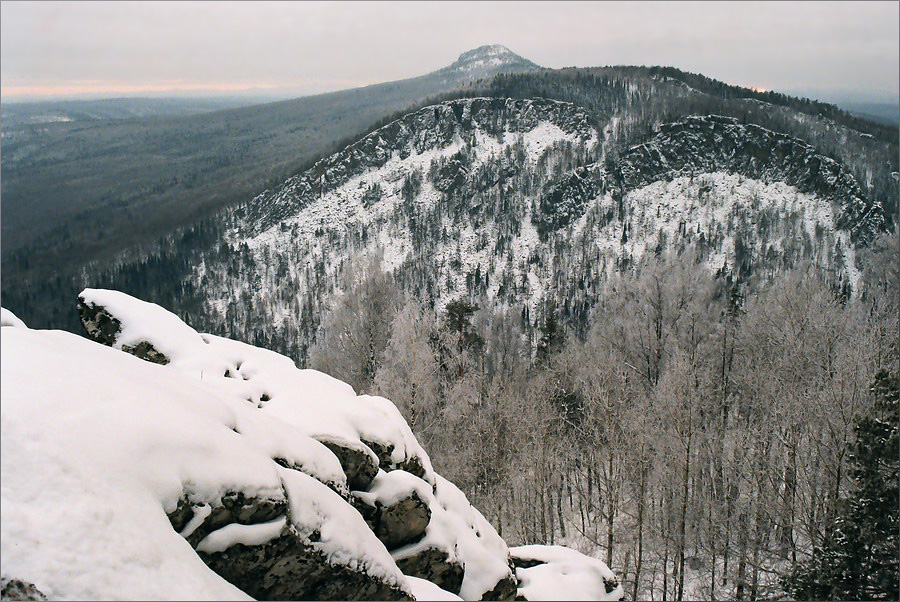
left=66, top=290, right=534, bottom=600
left=3, top=291, right=623, bottom=600
left=534, top=115, right=884, bottom=245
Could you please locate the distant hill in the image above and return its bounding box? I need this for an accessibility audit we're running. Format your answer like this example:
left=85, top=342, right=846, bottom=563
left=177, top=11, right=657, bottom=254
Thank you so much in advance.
left=838, top=102, right=899, bottom=126
left=0, top=97, right=262, bottom=127
left=0, top=45, right=540, bottom=278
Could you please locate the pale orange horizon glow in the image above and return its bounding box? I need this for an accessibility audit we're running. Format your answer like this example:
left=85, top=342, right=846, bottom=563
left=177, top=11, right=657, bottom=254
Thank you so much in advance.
left=0, top=81, right=287, bottom=99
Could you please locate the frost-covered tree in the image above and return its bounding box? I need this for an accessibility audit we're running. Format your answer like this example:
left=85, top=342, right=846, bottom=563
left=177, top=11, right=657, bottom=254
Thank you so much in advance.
left=308, top=253, right=401, bottom=392
left=373, top=299, right=441, bottom=433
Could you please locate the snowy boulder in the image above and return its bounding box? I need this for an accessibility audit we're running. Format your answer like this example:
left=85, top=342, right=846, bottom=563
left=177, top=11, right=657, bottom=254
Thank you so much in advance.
left=77, top=293, right=172, bottom=364
left=361, top=434, right=429, bottom=479
left=316, top=436, right=380, bottom=491
left=390, top=475, right=517, bottom=601
left=1, top=326, right=411, bottom=600
left=374, top=490, right=431, bottom=550
left=353, top=470, right=433, bottom=551
left=1, top=308, right=27, bottom=329
left=396, top=547, right=465, bottom=600
left=64, top=289, right=521, bottom=600
left=510, top=546, right=624, bottom=601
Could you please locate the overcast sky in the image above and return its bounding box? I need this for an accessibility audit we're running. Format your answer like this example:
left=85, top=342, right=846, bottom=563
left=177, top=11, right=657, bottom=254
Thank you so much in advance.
left=2, top=1, right=897, bottom=102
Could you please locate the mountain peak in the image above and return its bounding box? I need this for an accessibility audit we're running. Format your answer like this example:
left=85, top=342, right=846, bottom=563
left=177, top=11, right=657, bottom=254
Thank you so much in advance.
left=443, top=44, right=540, bottom=74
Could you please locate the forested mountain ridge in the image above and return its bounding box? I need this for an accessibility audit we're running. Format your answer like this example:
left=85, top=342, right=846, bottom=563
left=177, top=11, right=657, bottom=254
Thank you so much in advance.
left=56, top=93, right=882, bottom=363
left=245, top=97, right=594, bottom=233
left=0, top=45, right=539, bottom=279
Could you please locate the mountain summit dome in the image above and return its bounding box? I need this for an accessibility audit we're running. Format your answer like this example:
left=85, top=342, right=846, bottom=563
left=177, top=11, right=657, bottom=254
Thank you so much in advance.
left=442, top=44, right=541, bottom=74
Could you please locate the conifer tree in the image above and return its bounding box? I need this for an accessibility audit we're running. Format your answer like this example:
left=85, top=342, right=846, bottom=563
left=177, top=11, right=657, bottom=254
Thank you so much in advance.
left=784, top=370, right=899, bottom=601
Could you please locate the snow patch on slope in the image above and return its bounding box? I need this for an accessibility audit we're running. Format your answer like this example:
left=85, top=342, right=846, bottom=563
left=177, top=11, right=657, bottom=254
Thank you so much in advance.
left=583, top=172, right=862, bottom=289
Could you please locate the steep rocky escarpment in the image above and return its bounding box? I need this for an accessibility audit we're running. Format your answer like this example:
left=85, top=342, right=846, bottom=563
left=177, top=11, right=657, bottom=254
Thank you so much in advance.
left=245, top=97, right=596, bottom=232
left=535, top=115, right=884, bottom=245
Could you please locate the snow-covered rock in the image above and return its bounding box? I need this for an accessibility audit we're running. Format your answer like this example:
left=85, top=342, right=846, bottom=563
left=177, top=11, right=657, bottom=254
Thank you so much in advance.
left=3, top=288, right=625, bottom=600
left=49, top=289, right=529, bottom=599
left=510, top=546, right=624, bottom=601
left=1, top=321, right=409, bottom=600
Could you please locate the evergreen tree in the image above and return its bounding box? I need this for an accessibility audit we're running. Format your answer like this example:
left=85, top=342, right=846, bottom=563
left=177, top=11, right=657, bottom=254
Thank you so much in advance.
left=784, top=370, right=899, bottom=601
left=443, top=299, right=484, bottom=352
left=535, top=300, right=564, bottom=365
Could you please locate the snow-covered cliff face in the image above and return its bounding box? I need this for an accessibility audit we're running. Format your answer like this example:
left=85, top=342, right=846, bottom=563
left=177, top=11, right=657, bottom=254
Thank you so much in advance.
left=0, top=297, right=624, bottom=601
left=243, top=97, right=596, bottom=233
left=185, top=99, right=878, bottom=357
left=537, top=115, right=883, bottom=246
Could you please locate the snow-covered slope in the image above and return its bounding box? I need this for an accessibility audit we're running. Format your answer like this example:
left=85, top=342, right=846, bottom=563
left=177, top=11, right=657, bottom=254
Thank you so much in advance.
left=182, top=100, right=878, bottom=359
left=1, top=292, right=624, bottom=601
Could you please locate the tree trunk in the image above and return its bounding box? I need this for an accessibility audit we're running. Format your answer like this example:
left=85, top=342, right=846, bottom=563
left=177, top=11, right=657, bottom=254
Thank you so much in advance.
left=677, top=433, right=692, bottom=600
left=632, top=463, right=646, bottom=602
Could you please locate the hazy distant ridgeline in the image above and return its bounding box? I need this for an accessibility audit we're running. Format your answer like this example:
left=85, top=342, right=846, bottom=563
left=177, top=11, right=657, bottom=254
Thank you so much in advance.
left=0, top=45, right=540, bottom=278
left=0, top=96, right=264, bottom=128
left=839, top=102, right=900, bottom=126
